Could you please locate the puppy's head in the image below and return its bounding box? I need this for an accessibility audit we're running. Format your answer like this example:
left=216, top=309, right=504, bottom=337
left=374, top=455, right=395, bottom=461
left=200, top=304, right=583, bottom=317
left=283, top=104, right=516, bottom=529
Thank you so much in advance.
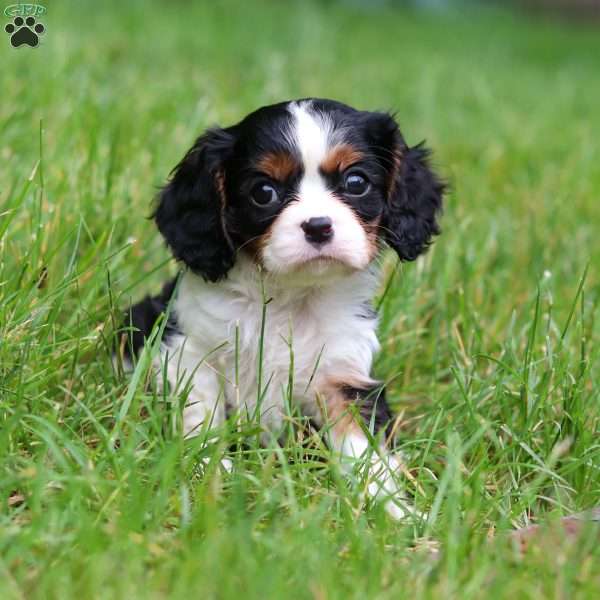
left=155, top=99, right=444, bottom=282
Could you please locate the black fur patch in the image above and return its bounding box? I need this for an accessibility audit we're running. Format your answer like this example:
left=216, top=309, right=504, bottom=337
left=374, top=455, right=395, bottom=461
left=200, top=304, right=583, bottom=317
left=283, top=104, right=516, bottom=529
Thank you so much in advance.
left=385, top=141, right=445, bottom=261
left=154, top=129, right=237, bottom=282
left=118, top=277, right=179, bottom=363
left=340, top=383, right=394, bottom=441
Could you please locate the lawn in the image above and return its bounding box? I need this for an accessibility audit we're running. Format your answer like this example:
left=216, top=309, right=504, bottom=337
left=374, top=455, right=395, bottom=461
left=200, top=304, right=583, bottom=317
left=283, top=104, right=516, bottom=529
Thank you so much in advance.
left=2, top=0, right=600, bottom=597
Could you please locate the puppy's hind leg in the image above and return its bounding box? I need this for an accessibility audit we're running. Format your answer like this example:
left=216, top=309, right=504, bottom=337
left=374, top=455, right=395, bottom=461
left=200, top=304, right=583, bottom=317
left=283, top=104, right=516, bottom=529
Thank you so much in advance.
left=114, top=278, right=179, bottom=373
left=318, top=380, right=418, bottom=520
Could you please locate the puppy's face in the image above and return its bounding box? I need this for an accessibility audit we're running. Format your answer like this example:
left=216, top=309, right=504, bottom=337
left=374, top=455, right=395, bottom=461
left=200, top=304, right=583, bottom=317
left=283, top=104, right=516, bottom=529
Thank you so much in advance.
left=155, top=99, right=444, bottom=282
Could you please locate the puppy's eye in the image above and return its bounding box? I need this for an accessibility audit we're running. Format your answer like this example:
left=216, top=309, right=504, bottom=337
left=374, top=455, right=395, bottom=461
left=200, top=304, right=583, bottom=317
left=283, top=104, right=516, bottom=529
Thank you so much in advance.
left=251, top=182, right=279, bottom=207
left=344, top=172, right=370, bottom=196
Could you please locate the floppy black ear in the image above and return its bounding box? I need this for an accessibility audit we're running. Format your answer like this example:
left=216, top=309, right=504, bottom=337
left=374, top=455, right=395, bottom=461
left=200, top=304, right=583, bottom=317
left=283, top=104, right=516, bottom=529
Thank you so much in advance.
left=371, top=114, right=445, bottom=261
left=154, top=127, right=236, bottom=282
left=386, top=142, right=445, bottom=261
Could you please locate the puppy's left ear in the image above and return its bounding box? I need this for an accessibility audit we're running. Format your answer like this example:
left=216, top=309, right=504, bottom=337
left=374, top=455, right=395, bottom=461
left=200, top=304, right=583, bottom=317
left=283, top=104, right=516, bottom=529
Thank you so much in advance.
left=371, top=114, right=445, bottom=261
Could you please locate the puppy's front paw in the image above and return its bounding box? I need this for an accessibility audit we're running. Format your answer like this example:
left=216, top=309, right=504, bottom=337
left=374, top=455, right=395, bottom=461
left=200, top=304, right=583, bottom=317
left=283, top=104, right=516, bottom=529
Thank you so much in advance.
left=367, top=453, right=424, bottom=521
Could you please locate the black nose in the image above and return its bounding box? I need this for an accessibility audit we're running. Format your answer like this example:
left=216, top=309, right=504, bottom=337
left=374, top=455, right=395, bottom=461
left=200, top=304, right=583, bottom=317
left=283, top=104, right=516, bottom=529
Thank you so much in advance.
left=301, top=217, right=334, bottom=246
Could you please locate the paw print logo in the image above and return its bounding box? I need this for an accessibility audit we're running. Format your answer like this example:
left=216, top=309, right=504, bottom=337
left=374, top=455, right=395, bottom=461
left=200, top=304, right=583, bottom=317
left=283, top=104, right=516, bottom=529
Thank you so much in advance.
left=5, top=15, right=45, bottom=48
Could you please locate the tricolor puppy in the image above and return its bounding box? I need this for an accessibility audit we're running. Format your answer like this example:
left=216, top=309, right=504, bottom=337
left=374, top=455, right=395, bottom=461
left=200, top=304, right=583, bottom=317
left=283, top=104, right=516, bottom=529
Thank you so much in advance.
left=121, top=98, right=444, bottom=518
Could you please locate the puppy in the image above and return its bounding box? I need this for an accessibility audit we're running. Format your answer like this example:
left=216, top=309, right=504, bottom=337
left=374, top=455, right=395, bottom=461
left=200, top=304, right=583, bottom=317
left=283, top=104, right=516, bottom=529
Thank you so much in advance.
left=119, top=98, right=444, bottom=518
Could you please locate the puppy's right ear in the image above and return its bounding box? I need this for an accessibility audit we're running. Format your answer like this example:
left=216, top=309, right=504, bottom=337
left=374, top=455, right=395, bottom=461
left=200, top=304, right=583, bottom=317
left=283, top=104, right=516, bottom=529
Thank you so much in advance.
left=154, top=127, right=236, bottom=282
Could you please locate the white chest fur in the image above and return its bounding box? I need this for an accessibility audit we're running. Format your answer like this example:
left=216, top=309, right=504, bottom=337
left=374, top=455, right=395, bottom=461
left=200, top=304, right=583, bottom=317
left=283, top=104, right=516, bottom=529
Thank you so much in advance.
left=163, top=259, right=381, bottom=435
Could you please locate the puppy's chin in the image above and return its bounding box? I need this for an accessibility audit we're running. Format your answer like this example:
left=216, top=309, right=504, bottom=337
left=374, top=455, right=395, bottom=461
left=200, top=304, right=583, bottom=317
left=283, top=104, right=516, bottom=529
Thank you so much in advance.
left=287, top=256, right=358, bottom=283
left=256, top=251, right=368, bottom=288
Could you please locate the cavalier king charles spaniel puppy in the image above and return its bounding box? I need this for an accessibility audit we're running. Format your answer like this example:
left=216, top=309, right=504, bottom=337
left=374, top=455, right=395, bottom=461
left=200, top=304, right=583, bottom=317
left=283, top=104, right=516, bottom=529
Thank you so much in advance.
left=119, top=98, right=444, bottom=519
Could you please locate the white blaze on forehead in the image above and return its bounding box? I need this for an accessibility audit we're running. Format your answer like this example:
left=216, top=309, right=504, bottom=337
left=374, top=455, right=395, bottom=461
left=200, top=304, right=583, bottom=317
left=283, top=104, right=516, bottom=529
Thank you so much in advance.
left=288, top=102, right=332, bottom=175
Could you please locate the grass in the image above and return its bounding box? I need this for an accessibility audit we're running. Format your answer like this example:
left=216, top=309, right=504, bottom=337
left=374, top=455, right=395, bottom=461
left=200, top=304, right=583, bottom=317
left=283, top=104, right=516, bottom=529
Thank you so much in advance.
left=2, top=0, right=600, bottom=597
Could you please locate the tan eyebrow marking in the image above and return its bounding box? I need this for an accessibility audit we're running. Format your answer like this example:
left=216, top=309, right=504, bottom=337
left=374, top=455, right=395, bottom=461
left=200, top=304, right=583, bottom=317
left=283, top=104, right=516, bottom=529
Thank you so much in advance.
left=320, top=144, right=364, bottom=174
left=255, top=152, right=300, bottom=181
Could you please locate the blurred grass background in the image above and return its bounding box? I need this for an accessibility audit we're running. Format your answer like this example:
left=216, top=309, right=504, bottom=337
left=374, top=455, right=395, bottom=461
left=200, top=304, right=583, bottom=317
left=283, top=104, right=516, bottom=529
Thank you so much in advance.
left=1, top=0, right=600, bottom=598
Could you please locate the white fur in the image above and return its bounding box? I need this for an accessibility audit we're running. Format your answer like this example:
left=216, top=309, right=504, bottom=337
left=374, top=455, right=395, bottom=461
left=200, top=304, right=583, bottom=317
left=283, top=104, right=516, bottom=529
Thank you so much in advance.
left=163, top=256, right=379, bottom=434
left=328, top=430, right=414, bottom=520
left=261, top=101, right=372, bottom=274
left=288, top=101, right=332, bottom=174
